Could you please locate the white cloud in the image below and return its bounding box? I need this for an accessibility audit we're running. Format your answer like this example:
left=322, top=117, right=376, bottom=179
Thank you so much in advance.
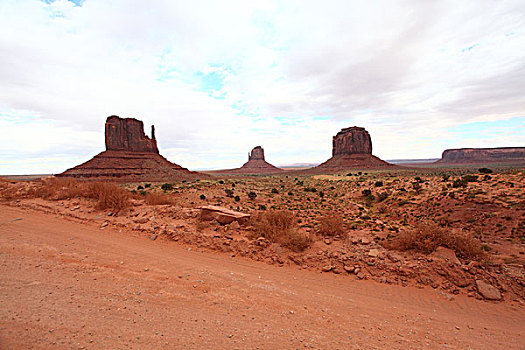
left=0, top=0, right=524, bottom=174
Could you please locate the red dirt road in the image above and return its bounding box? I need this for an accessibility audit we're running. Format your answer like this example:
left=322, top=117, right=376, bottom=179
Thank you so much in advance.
left=1, top=205, right=523, bottom=349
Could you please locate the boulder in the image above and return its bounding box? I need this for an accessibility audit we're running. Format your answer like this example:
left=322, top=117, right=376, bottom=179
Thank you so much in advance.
left=199, top=205, right=250, bottom=225
left=431, top=246, right=461, bottom=265
left=475, top=280, right=502, bottom=300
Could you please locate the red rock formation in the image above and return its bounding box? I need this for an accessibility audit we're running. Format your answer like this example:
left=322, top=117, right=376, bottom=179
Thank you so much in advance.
left=58, top=116, right=205, bottom=181
left=316, top=127, right=393, bottom=170
left=436, top=147, right=525, bottom=164
left=332, top=127, right=372, bottom=156
left=214, top=146, right=283, bottom=174
left=105, top=115, right=158, bottom=153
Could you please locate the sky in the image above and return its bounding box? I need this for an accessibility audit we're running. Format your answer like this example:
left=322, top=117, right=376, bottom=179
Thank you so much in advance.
left=1, top=0, right=524, bottom=174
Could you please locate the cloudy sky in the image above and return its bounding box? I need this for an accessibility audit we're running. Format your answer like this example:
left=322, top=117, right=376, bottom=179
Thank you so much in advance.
left=1, top=0, right=524, bottom=174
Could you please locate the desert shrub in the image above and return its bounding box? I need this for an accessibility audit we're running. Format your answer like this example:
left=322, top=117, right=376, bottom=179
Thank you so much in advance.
left=374, top=181, right=383, bottom=187
left=258, top=204, right=267, bottom=210
left=442, top=174, right=450, bottom=181
left=161, top=183, right=173, bottom=191
left=414, top=176, right=422, bottom=182
left=452, top=178, right=468, bottom=188
left=483, top=174, right=492, bottom=181
left=218, top=180, right=224, bottom=184
left=304, top=187, right=317, bottom=193
left=86, top=182, right=131, bottom=213
left=145, top=192, right=173, bottom=205
left=287, top=191, right=293, bottom=196
left=462, top=174, right=478, bottom=182
left=224, top=189, right=234, bottom=197
left=271, top=188, right=279, bottom=194
left=251, top=210, right=312, bottom=252
left=28, top=178, right=87, bottom=200
left=478, top=168, right=493, bottom=174
left=144, top=183, right=151, bottom=188
left=200, top=194, right=206, bottom=200
left=137, top=185, right=144, bottom=190
left=317, top=215, right=345, bottom=237
left=361, top=189, right=372, bottom=197
left=318, top=191, right=325, bottom=198
left=412, top=181, right=422, bottom=193
left=234, top=195, right=240, bottom=202
left=376, top=192, right=389, bottom=202
left=386, top=222, right=484, bottom=260
left=248, top=191, right=257, bottom=200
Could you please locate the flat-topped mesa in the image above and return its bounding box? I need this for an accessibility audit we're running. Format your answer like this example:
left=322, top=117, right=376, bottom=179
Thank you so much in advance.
left=248, top=146, right=265, bottom=161
left=332, top=126, right=372, bottom=156
left=438, top=147, right=525, bottom=163
left=314, top=126, right=393, bottom=171
left=105, top=115, right=158, bottom=153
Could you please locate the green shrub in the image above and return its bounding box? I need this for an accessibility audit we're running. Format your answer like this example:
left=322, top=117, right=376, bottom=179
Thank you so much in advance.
left=248, top=191, right=257, bottom=200
left=161, top=183, right=173, bottom=191
left=478, top=168, right=493, bottom=174
left=200, top=194, right=206, bottom=200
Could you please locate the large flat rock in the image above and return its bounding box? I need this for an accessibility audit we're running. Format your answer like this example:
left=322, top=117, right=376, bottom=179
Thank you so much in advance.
left=199, top=205, right=250, bottom=225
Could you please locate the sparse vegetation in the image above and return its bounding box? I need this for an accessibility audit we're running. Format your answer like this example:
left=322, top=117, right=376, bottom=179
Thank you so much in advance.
left=145, top=192, right=174, bottom=205
left=317, top=215, right=345, bottom=237
left=386, top=222, right=484, bottom=260
left=251, top=210, right=312, bottom=252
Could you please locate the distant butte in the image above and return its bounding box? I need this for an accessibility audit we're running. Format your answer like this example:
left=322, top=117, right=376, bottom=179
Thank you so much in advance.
left=215, top=146, right=283, bottom=174
left=315, top=126, right=393, bottom=170
left=436, top=147, right=525, bottom=164
left=58, top=116, right=205, bottom=181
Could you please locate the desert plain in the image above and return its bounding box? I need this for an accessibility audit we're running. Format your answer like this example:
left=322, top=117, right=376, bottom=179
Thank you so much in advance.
left=1, top=163, right=524, bottom=349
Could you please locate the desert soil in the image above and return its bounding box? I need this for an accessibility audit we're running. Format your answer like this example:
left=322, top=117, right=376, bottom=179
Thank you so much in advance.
left=1, top=204, right=524, bottom=349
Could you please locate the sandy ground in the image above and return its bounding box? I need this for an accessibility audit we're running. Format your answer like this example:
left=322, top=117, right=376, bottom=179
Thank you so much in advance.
left=1, top=205, right=523, bottom=349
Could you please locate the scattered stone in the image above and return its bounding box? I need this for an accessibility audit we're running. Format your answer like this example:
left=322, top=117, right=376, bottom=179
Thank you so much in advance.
left=475, top=280, right=502, bottom=300
left=432, top=246, right=461, bottom=265
left=368, top=249, right=380, bottom=258
left=100, top=221, right=108, bottom=228
left=199, top=205, right=250, bottom=225
left=322, top=265, right=334, bottom=272
left=150, top=234, right=157, bottom=241
left=361, top=238, right=371, bottom=245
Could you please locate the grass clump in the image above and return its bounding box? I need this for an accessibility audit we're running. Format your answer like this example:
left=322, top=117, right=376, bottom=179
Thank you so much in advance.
left=251, top=210, right=312, bottom=252
left=386, top=222, right=484, bottom=260
left=144, top=192, right=174, bottom=205
left=317, top=215, right=345, bottom=237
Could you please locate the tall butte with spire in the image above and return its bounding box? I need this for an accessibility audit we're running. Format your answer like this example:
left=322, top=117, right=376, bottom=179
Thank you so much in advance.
left=58, top=115, right=205, bottom=181
left=315, top=126, right=393, bottom=170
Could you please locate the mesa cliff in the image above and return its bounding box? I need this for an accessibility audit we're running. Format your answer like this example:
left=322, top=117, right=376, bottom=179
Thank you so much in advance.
left=58, top=116, right=205, bottom=181
left=436, top=147, right=525, bottom=164
left=315, top=127, right=393, bottom=170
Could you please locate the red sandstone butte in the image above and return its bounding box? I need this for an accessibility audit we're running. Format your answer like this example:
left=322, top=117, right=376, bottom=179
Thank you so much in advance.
left=215, top=146, right=283, bottom=174
left=436, top=147, right=525, bottom=164
left=58, top=116, right=205, bottom=181
left=315, top=127, right=393, bottom=170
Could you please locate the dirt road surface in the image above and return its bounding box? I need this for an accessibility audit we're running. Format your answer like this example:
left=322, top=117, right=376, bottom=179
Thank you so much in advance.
left=1, top=204, right=523, bottom=349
